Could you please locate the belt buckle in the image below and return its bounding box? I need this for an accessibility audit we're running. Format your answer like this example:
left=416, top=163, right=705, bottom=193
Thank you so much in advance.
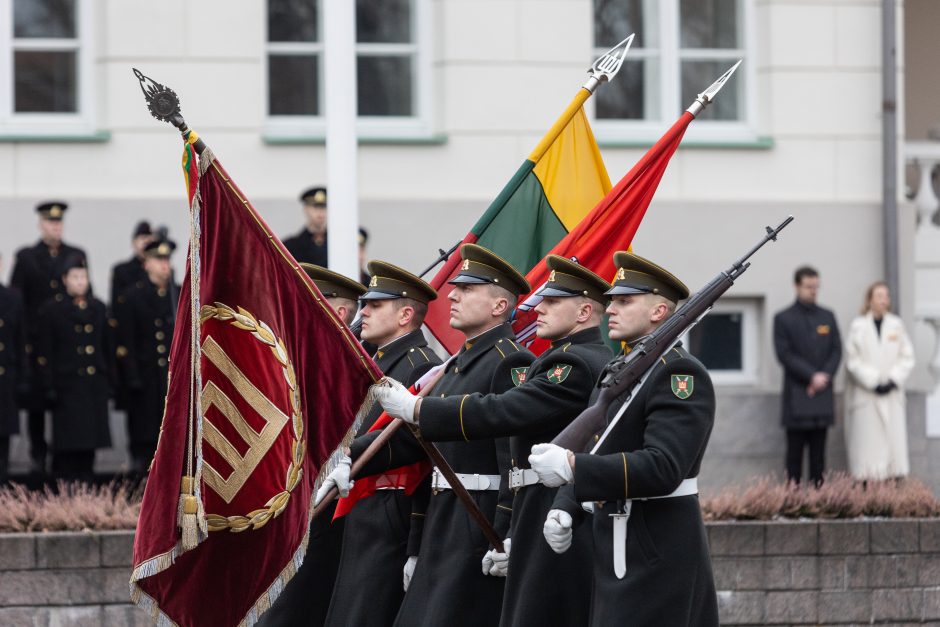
left=509, top=468, right=521, bottom=493
left=431, top=470, right=442, bottom=495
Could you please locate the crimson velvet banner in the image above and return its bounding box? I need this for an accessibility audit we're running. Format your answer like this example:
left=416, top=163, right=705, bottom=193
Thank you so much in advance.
left=131, top=148, right=382, bottom=627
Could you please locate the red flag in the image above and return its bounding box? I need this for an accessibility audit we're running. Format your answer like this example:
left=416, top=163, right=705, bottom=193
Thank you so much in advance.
left=513, top=112, right=695, bottom=355
left=130, top=148, right=381, bottom=627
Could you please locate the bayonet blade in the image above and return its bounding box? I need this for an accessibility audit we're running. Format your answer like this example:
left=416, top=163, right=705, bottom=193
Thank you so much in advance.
left=584, top=34, right=635, bottom=93
left=686, top=59, right=742, bottom=116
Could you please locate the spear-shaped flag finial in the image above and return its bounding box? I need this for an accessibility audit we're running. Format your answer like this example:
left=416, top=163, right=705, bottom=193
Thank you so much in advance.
left=686, top=59, right=742, bottom=117
left=132, top=68, right=204, bottom=153
left=583, top=34, right=635, bottom=93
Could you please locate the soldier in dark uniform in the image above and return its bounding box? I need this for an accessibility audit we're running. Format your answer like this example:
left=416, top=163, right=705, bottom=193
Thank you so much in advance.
left=36, top=256, right=112, bottom=482
left=10, top=201, right=87, bottom=473
left=0, top=254, right=27, bottom=483
left=377, top=255, right=612, bottom=626
left=773, top=265, right=842, bottom=486
left=109, top=221, right=153, bottom=306
left=283, top=187, right=329, bottom=267
left=529, top=252, right=719, bottom=627
left=114, top=237, right=178, bottom=473
left=326, top=244, right=534, bottom=627
left=323, top=260, right=441, bottom=627
left=258, top=264, right=366, bottom=627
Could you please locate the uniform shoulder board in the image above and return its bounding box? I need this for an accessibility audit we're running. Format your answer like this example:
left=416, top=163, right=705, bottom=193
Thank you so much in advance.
left=660, top=346, right=689, bottom=365
left=560, top=342, right=573, bottom=353
left=409, top=346, right=433, bottom=364
left=496, top=338, right=523, bottom=357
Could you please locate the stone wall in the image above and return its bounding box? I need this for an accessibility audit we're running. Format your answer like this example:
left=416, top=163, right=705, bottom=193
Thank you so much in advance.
left=2, top=521, right=940, bottom=625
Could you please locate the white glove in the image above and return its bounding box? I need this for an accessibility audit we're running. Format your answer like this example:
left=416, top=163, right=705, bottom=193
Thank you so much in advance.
left=543, top=509, right=573, bottom=554
left=528, top=443, right=574, bottom=487
left=403, top=556, right=418, bottom=591
left=314, top=454, right=353, bottom=505
left=375, top=379, right=420, bottom=424
left=481, top=538, right=511, bottom=577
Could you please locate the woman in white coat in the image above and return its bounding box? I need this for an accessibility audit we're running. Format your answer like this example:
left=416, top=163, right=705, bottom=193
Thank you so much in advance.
left=844, top=282, right=915, bottom=480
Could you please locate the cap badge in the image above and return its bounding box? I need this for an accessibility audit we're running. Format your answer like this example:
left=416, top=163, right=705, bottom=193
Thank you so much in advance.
left=313, top=190, right=326, bottom=204
left=49, top=206, right=63, bottom=218
left=616, top=268, right=626, bottom=281
left=461, top=259, right=470, bottom=271
left=548, top=270, right=556, bottom=283
left=369, top=275, right=379, bottom=288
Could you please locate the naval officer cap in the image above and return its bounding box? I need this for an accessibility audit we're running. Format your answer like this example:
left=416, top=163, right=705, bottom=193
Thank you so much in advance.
left=36, top=201, right=69, bottom=221
left=143, top=237, right=177, bottom=259
left=535, top=255, right=612, bottom=305
left=606, top=251, right=690, bottom=303
left=361, top=260, right=437, bottom=303
left=300, top=186, right=327, bottom=207
left=448, top=243, right=530, bottom=297
left=301, top=264, right=366, bottom=302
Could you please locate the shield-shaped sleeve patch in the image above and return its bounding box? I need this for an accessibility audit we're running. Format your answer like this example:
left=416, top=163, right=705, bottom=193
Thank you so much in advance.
left=547, top=364, right=572, bottom=384
left=671, top=374, right=694, bottom=399
left=511, top=367, right=528, bottom=387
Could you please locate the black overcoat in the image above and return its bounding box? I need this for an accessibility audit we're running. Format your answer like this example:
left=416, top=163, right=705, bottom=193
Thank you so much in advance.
left=554, top=344, right=718, bottom=627
left=419, top=326, right=611, bottom=627
left=283, top=228, right=328, bottom=267
left=772, top=300, right=842, bottom=428
left=0, top=285, right=26, bottom=436
left=350, top=323, right=534, bottom=627
left=36, top=297, right=112, bottom=451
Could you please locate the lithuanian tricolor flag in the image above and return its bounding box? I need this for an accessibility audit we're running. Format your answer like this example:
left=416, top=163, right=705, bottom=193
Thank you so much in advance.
left=424, top=98, right=611, bottom=354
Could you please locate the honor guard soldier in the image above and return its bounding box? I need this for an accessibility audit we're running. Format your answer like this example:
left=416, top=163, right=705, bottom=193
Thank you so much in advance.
left=11, top=201, right=87, bottom=473
left=36, top=256, right=112, bottom=482
left=114, top=237, right=179, bottom=474
left=378, top=255, right=613, bottom=627
left=324, top=244, right=534, bottom=627
left=529, top=252, right=719, bottom=627
left=0, top=254, right=27, bottom=483
left=258, top=264, right=367, bottom=627
left=110, top=221, right=154, bottom=306
left=323, top=261, right=441, bottom=627
left=283, top=187, right=329, bottom=267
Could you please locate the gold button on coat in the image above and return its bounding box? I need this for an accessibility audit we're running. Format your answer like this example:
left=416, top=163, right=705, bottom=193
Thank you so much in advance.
left=85, top=345, right=95, bottom=355
left=86, top=366, right=96, bottom=375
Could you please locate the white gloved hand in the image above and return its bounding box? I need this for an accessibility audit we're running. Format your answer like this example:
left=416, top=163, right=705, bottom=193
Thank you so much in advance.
left=481, top=538, right=511, bottom=577
left=543, top=509, right=573, bottom=554
left=403, top=556, right=418, bottom=591
left=375, top=379, right=420, bottom=424
left=314, top=454, right=353, bottom=505
left=528, top=443, right=574, bottom=487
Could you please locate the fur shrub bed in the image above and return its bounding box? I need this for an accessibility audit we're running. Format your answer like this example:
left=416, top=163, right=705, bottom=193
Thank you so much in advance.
left=0, top=481, right=142, bottom=532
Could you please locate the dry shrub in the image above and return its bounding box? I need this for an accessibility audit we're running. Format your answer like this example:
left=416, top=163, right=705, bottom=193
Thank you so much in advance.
left=701, top=472, right=940, bottom=521
left=0, top=481, right=143, bottom=532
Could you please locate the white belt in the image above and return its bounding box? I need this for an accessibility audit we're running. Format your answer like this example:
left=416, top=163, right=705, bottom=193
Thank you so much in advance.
left=611, top=477, right=699, bottom=580
left=508, top=467, right=541, bottom=491
left=431, top=467, right=501, bottom=492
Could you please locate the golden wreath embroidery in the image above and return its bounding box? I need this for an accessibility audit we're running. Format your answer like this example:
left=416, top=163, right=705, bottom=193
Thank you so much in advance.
left=199, top=303, right=305, bottom=532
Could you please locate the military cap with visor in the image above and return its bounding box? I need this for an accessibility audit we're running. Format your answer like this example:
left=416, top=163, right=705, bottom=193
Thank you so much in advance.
left=143, top=238, right=177, bottom=259
left=449, top=243, right=530, bottom=296
left=301, top=264, right=366, bottom=302
left=132, top=221, right=153, bottom=238
left=36, top=201, right=68, bottom=221
left=606, top=251, right=689, bottom=303
left=536, top=255, right=611, bottom=305
left=361, top=260, right=436, bottom=303
left=300, top=186, right=328, bottom=206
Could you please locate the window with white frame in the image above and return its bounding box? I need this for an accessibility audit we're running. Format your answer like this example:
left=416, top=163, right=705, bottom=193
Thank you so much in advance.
left=0, top=0, right=95, bottom=135
left=592, top=0, right=754, bottom=142
left=265, top=0, right=431, bottom=138
left=684, top=299, right=760, bottom=385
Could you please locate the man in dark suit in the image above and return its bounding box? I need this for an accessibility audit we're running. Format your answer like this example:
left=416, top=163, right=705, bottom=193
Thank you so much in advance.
left=10, top=201, right=87, bottom=474
left=773, top=265, right=842, bottom=486
left=529, top=252, right=719, bottom=627
left=283, top=187, right=329, bottom=267
left=110, top=221, right=153, bottom=306
left=114, top=237, right=178, bottom=473
left=0, top=254, right=27, bottom=483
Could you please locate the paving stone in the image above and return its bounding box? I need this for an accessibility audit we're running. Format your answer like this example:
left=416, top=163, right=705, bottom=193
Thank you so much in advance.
left=716, top=590, right=765, bottom=625
left=926, top=588, right=940, bottom=620
left=102, top=604, right=154, bottom=627
left=0, top=570, right=73, bottom=604
left=711, top=557, right=765, bottom=590
left=0, top=534, right=35, bottom=570
left=896, top=554, right=921, bottom=587
left=47, top=606, right=103, bottom=627
left=922, top=520, right=940, bottom=552
left=868, top=555, right=899, bottom=588
left=871, top=521, right=920, bottom=554
left=708, top=522, right=764, bottom=556
left=819, top=556, right=846, bottom=590
left=919, top=554, right=940, bottom=586
left=766, top=556, right=819, bottom=590
left=846, top=555, right=870, bottom=588
left=99, top=531, right=135, bottom=567
left=872, top=588, right=924, bottom=621
left=765, top=521, right=818, bottom=555
left=819, top=520, right=869, bottom=554
left=817, top=590, right=873, bottom=623
left=36, top=532, right=100, bottom=569
left=765, top=590, right=818, bottom=624
left=0, top=606, right=49, bottom=626
left=67, top=567, right=133, bottom=604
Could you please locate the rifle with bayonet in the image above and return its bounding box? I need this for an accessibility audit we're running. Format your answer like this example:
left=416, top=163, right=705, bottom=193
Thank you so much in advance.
left=552, top=216, right=795, bottom=453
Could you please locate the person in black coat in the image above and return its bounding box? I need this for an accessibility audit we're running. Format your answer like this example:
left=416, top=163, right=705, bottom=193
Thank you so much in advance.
left=109, top=221, right=153, bottom=306
left=326, top=244, right=535, bottom=627
left=0, top=255, right=27, bottom=483
left=257, top=264, right=368, bottom=627
left=114, top=237, right=178, bottom=473
left=36, top=256, right=112, bottom=482
left=529, top=252, right=719, bottom=627
left=773, top=265, right=842, bottom=486
left=10, top=201, right=87, bottom=473
left=323, top=260, right=441, bottom=627
left=378, top=255, right=613, bottom=627
left=283, top=187, right=329, bottom=267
